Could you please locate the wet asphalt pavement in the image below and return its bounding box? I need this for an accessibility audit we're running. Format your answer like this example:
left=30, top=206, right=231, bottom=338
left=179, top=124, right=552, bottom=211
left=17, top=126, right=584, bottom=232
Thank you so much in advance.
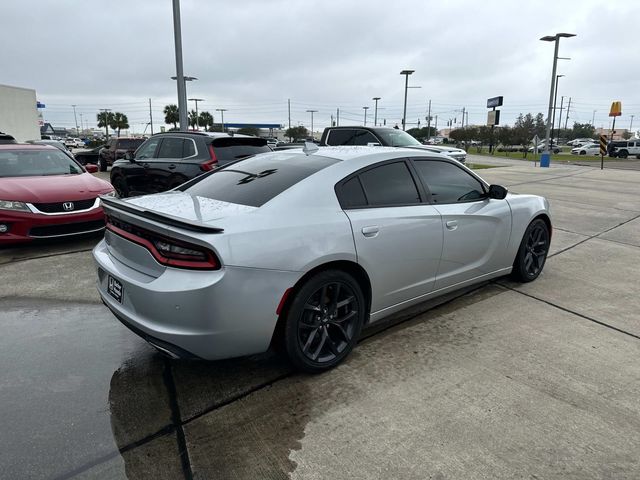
left=2, top=162, right=640, bottom=479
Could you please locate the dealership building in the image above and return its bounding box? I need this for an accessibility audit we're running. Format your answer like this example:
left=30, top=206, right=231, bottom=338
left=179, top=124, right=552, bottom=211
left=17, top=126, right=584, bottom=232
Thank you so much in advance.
left=0, top=83, right=40, bottom=142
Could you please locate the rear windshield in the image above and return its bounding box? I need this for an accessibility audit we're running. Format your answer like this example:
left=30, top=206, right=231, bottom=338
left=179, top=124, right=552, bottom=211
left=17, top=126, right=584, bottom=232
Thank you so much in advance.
left=117, top=139, right=145, bottom=150
left=182, top=153, right=339, bottom=207
left=212, top=138, right=271, bottom=162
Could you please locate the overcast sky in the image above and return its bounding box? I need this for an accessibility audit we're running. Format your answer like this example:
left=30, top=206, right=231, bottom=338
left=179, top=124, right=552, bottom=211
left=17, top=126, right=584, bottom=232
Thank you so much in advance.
left=2, top=0, right=639, bottom=134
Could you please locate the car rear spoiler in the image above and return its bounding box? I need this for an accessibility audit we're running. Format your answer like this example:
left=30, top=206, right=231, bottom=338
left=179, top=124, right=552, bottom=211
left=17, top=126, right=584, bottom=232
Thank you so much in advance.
left=100, top=196, right=224, bottom=234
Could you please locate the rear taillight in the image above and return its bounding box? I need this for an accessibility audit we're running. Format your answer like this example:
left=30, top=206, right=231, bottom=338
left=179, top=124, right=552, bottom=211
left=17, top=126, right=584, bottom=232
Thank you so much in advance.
left=105, top=216, right=220, bottom=270
left=200, top=145, right=218, bottom=171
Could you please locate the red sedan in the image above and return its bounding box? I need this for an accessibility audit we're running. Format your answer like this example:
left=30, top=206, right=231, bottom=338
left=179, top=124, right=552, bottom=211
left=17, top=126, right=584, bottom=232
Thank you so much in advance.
left=0, top=144, right=114, bottom=244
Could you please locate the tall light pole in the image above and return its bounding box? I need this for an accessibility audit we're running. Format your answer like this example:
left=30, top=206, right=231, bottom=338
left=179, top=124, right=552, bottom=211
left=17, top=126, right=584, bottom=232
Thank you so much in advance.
left=400, top=70, right=414, bottom=131
left=71, top=104, right=79, bottom=137
left=216, top=108, right=227, bottom=132
left=630, top=115, right=635, bottom=134
left=591, top=110, right=596, bottom=126
left=363, top=106, right=369, bottom=126
left=372, top=97, right=381, bottom=126
left=188, top=98, right=204, bottom=130
left=551, top=74, right=565, bottom=147
left=306, top=109, right=318, bottom=139
left=540, top=32, right=576, bottom=167
left=171, top=0, right=189, bottom=131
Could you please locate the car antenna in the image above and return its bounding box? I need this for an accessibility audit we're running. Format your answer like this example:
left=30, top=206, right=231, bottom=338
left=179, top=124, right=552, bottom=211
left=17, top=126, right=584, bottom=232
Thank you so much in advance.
left=302, top=141, right=319, bottom=156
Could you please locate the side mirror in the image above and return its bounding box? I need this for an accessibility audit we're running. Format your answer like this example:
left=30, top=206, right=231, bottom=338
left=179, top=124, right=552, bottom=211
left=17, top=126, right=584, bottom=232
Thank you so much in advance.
left=488, top=184, right=508, bottom=200
left=85, top=164, right=98, bottom=173
left=124, top=151, right=134, bottom=161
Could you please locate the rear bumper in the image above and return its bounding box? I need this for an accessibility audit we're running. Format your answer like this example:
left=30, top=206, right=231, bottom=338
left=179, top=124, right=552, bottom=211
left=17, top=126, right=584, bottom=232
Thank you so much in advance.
left=0, top=207, right=105, bottom=244
left=93, top=239, right=301, bottom=360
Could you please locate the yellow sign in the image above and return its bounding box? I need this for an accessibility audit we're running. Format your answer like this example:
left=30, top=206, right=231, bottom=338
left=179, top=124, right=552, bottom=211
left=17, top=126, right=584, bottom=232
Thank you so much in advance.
left=609, top=101, right=622, bottom=117
left=599, top=135, right=607, bottom=156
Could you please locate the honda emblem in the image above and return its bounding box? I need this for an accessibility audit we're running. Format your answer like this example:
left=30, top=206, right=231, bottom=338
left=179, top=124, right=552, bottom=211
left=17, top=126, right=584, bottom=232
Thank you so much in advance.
left=63, top=202, right=75, bottom=211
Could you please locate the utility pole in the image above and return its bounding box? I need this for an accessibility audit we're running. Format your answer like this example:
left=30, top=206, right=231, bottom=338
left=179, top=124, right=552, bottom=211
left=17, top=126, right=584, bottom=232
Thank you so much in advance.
left=630, top=115, right=635, bottom=133
left=79, top=113, right=83, bottom=135
left=564, top=97, right=572, bottom=130
left=434, top=115, right=438, bottom=136
left=337, top=108, right=340, bottom=127
left=71, top=105, right=79, bottom=136
left=288, top=99, right=291, bottom=130
left=426, top=99, right=432, bottom=142
left=591, top=110, right=596, bottom=126
left=461, top=107, right=466, bottom=128
left=363, top=106, right=369, bottom=126
left=557, top=96, right=565, bottom=135
left=148, top=98, right=154, bottom=135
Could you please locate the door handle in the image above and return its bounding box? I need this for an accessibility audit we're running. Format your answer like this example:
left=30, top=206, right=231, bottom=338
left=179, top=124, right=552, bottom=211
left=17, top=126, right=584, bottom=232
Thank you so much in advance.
left=168, top=164, right=176, bottom=170
left=361, top=226, right=379, bottom=237
left=445, top=220, right=458, bottom=230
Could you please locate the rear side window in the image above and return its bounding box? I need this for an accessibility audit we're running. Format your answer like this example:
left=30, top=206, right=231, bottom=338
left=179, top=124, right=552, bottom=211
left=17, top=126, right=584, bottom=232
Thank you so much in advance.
left=182, top=154, right=339, bottom=207
left=211, top=138, right=271, bottom=162
left=117, top=139, right=144, bottom=150
left=157, top=138, right=184, bottom=158
left=358, top=162, right=420, bottom=206
left=339, top=177, right=367, bottom=208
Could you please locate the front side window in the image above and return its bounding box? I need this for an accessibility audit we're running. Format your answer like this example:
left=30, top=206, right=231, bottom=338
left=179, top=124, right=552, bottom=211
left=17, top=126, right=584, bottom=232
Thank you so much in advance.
left=358, top=161, right=420, bottom=206
left=413, top=160, right=486, bottom=204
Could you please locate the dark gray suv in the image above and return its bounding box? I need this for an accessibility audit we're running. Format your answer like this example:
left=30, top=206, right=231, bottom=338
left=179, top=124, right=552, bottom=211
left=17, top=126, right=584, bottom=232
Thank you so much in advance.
left=109, top=132, right=271, bottom=197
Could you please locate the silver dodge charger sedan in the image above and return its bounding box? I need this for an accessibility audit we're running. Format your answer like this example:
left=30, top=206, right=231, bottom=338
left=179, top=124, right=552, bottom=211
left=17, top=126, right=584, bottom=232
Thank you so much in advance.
left=94, top=145, right=551, bottom=372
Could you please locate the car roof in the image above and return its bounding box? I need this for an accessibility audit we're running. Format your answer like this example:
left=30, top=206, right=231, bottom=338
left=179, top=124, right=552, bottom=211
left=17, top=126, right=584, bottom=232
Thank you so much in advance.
left=150, top=131, right=255, bottom=139
left=278, top=145, right=449, bottom=162
left=0, top=143, right=57, bottom=151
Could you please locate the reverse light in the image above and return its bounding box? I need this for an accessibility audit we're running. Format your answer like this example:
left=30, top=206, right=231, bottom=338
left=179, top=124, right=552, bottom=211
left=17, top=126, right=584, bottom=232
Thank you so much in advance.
left=0, top=200, right=30, bottom=212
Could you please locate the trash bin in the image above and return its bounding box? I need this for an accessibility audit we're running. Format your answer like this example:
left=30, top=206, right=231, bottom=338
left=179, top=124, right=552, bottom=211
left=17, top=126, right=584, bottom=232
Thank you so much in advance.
left=540, top=152, right=550, bottom=168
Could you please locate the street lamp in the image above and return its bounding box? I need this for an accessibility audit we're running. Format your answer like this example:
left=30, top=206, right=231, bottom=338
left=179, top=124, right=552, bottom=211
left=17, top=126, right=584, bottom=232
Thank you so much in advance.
left=400, top=70, right=414, bottom=131
left=216, top=108, right=227, bottom=132
left=540, top=32, right=576, bottom=166
left=188, top=98, right=204, bottom=130
left=306, top=110, right=318, bottom=139
left=372, top=97, right=381, bottom=126
left=171, top=75, right=198, bottom=131
left=363, top=106, right=369, bottom=126
left=551, top=75, right=564, bottom=148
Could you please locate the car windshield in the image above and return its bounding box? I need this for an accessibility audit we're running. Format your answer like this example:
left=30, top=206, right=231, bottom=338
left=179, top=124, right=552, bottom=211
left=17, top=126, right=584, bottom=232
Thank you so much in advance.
left=0, top=149, right=83, bottom=177
left=118, top=139, right=145, bottom=150
left=374, top=129, right=422, bottom=147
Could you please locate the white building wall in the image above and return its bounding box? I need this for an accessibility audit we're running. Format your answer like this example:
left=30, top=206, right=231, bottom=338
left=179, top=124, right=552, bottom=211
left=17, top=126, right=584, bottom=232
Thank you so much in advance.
left=0, top=84, right=40, bottom=142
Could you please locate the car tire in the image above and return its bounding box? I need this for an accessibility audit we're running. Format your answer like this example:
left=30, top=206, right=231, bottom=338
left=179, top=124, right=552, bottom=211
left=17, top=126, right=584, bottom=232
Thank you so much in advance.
left=618, top=150, right=628, bottom=159
left=284, top=270, right=365, bottom=373
left=579, top=151, right=586, bottom=155
left=511, top=218, right=550, bottom=283
left=111, top=175, right=129, bottom=198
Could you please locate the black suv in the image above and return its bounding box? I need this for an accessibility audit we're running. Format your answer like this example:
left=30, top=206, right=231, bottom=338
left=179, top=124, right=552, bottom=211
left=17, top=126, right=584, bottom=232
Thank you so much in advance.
left=99, top=137, right=146, bottom=171
left=110, top=132, right=271, bottom=197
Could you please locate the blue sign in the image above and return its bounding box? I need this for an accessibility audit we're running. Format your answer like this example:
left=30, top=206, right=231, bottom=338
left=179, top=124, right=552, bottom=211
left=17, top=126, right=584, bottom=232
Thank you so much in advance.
left=36, top=101, right=46, bottom=108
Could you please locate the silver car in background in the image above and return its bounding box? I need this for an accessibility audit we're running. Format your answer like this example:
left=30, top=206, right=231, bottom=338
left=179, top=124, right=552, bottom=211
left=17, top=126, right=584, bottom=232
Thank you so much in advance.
left=94, top=146, right=551, bottom=372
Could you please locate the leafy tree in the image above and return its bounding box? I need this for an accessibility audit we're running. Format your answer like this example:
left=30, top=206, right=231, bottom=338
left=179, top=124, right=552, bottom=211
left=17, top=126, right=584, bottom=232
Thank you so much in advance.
left=513, top=113, right=536, bottom=157
left=570, top=122, right=596, bottom=140
left=476, top=126, right=495, bottom=152
left=198, top=111, right=214, bottom=130
left=237, top=126, right=260, bottom=136
left=109, top=112, right=129, bottom=137
left=188, top=110, right=199, bottom=130
left=496, top=126, right=515, bottom=154
left=208, top=124, right=224, bottom=133
left=622, top=130, right=633, bottom=140
left=407, top=126, right=438, bottom=142
left=163, top=104, right=179, bottom=129
left=285, top=126, right=309, bottom=141
left=96, top=111, right=114, bottom=137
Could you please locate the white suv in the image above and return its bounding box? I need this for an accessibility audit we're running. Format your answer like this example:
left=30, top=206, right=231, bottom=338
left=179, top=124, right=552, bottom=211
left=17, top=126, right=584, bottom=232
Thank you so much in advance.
left=613, top=140, right=640, bottom=159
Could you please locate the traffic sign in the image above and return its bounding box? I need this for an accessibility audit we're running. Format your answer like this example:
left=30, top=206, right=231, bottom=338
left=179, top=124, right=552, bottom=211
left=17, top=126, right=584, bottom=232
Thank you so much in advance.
left=599, top=135, right=607, bottom=156
left=609, top=101, right=622, bottom=117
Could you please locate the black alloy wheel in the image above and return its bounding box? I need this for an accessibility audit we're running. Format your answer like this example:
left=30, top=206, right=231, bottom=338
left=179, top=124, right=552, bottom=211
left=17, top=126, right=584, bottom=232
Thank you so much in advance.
left=512, top=219, right=550, bottom=282
left=618, top=150, right=628, bottom=159
left=284, top=270, right=365, bottom=373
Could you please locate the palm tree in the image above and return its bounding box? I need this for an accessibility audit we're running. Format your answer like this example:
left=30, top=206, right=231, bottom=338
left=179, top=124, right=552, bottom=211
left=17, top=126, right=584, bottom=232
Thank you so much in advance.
left=96, top=111, right=114, bottom=137
left=163, top=104, right=179, bottom=129
left=199, top=111, right=213, bottom=131
left=109, top=112, right=129, bottom=137
left=188, top=110, right=199, bottom=130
